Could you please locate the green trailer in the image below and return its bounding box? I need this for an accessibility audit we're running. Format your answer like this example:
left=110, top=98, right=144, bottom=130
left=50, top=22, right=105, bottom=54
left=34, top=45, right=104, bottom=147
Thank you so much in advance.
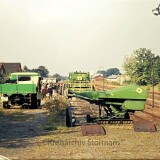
left=0, top=72, right=42, bottom=109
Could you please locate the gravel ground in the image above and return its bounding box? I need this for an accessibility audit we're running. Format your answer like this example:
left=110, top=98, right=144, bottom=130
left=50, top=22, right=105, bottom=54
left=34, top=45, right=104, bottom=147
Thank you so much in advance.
left=0, top=103, right=160, bottom=160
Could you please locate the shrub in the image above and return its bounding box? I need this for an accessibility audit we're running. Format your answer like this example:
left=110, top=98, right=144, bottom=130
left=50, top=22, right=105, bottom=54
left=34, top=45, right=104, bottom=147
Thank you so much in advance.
left=44, top=95, right=68, bottom=131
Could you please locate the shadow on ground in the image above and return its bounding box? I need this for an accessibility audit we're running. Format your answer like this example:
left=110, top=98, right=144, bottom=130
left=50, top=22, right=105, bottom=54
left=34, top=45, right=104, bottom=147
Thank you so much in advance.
left=0, top=109, right=56, bottom=148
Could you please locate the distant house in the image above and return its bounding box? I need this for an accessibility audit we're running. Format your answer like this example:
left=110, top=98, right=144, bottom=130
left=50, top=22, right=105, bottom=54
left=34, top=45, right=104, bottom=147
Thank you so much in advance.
left=118, top=74, right=131, bottom=85
left=92, top=74, right=104, bottom=82
left=106, top=75, right=119, bottom=82
left=106, top=74, right=131, bottom=85
left=0, top=62, right=22, bottom=82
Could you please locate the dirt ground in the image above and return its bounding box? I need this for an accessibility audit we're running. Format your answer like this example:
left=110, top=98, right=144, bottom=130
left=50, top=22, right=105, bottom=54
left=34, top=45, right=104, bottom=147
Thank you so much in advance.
left=0, top=104, right=160, bottom=160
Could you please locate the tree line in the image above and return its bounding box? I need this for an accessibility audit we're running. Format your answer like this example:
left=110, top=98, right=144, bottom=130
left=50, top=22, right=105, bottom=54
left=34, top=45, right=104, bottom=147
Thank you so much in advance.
left=23, top=65, right=67, bottom=81
left=123, top=48, right=160, bottom=85
left=1, top=47, right=159, bottom=86
left=97, top=68, right=121, bottom=78
left=96, top=48, right=160, bottom=86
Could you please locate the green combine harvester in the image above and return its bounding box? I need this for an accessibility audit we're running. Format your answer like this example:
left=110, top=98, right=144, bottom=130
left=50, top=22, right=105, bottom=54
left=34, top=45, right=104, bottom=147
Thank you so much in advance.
left=0, top=72, right=42, bottom=109
left=66, top=84, right=148, bottom=126
left=64, top=71, right=93, bottom=97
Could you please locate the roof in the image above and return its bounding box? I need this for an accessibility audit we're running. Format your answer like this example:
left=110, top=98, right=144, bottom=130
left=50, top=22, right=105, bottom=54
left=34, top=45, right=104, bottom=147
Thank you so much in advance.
left=11, top=72, right=39, bottom=76
left=0, top=63, right=21, bottom=73
left=92, top=73, right=103, bottom=79
left=106, top=75, right=119, bottom=79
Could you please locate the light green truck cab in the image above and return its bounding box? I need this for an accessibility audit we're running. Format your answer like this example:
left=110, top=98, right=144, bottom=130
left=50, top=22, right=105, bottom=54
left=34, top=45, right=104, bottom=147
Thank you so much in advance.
left=0, top=72, right=42, bottom=109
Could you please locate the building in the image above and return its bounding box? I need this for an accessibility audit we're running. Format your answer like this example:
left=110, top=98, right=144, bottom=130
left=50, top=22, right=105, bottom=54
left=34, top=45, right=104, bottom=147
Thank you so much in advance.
left=91, top=73, right=104, bottom=81
left=106, top=74, right=131, bottom=85
left=0, top=62, right=22, bottom=82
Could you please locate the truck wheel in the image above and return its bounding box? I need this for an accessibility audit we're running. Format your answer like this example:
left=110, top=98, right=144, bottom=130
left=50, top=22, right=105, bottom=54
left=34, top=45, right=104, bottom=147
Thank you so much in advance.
left=66, top=107, right=73, bottom=127
left=31, top=95, right=38, bottom=109
left=3, top=102, right=10, bottom=109
left=31, top=101, right=38, bottom=109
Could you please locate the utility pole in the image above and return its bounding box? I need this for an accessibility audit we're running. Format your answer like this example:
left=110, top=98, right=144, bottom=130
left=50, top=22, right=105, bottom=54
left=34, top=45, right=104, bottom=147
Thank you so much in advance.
left=103, top=75, right=104, bottom=91
left=99, top=66, right=105, bottom=91
left=152, top=60, right=154, bottom=108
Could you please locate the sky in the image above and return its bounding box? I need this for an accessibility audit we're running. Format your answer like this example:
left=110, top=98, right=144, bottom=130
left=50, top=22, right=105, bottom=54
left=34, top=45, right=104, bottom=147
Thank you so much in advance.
left=0, top=0, right=160, bottom=76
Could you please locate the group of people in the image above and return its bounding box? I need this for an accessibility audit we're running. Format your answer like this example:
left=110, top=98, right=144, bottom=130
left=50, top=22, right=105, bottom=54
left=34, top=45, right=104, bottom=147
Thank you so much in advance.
left=41, top=82, right=55, bottom=100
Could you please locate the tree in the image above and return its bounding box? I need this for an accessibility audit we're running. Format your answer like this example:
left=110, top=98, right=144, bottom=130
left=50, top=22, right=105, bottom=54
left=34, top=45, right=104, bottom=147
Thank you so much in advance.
left=105, top=68, right=121, bottom=77
left=22, top=65, right=49, bottom=77
left=97, top=68, right=121, bottom=77
left=22, top=65, right=29, bottom=72
left=97, top=70, right=106, bottom=76
left=34, top=66, right=49, bottom=77
left=123, top=48, right=160, bottom=85
left=53, top=73, right=62, bottom=82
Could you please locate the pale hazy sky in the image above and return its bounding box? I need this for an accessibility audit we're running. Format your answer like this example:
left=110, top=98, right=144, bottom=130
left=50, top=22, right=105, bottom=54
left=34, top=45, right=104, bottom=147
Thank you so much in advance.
left=0, top=0, right=160, bottom=76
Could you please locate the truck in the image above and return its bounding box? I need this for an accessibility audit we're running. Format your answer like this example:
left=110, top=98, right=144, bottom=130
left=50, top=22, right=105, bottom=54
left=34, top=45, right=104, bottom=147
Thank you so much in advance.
left=0, top=72, right=42, bottom=109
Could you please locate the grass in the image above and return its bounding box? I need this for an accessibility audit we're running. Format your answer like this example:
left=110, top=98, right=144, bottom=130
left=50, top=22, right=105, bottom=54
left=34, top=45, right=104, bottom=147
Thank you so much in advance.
left=141, top=83, right=160, bottom=92
left=44, top=95, right=68, bottom=131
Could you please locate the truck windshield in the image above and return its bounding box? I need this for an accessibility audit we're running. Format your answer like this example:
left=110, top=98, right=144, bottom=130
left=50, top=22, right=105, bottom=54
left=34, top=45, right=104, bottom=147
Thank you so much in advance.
left=18, top=76, right=31, bottom=81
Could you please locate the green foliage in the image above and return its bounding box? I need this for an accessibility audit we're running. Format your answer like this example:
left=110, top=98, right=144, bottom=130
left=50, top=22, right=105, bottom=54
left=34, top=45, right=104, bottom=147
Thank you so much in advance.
left=22, top=65, right=49, bottom=77
left=53, top=73, right=62, bottom=82
left=105, top=68, right=121, bottom=77
left=97, top=70, right=106, bottom=76
left=44, top=95, right=67, bottom=131
left=123, top=48, right=160, bottom=85
left=157, top=83, right=160, bottom=91
left=97, top=68, right=121, bottom=78
left=32, top=66, right=49, bottom=77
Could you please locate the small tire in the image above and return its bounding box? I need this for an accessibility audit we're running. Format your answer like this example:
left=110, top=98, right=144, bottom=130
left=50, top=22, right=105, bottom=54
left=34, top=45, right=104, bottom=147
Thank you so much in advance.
left=3, top=102, right=10, bottom=109
left=66, top=107, right=73, bottom=127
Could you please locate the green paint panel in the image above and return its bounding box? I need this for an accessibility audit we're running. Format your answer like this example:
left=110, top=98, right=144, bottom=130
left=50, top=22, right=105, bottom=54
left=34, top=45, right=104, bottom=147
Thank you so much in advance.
left=102, top=84, right=148, bottom=100
left=0, top=84, right=36, bottom=96
left=10, top=72, right=39, bottom=80
left=76, top=85, right=148, bottom=112
left=77, top=85, right=148, bottom=100
left=69, top=72, right=90, bottom=81
left=122, top=100, right=146, bottom=110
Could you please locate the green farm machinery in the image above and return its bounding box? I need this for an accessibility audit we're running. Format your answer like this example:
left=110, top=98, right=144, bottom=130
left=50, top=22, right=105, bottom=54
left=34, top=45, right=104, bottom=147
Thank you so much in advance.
left=0, top=72, right=42, bottom=109
left=64, top=71, right=93, bottom=97
left=66, top=85, right=148, bottom=126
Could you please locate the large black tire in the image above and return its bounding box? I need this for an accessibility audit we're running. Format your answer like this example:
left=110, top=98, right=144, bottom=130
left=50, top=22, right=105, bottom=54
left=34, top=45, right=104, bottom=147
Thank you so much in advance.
left=3, top=102, right=10, bottom=109
left=31, top=95, right=38, bottom=109
left=66, top=107, right=73, bottom=127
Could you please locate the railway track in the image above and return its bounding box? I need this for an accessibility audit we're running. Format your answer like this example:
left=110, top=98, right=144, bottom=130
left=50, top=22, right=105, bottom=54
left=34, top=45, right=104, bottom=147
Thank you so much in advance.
left=68, top=98, right=133, bottom=125
left=68, top=98, right=99, bottom=124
